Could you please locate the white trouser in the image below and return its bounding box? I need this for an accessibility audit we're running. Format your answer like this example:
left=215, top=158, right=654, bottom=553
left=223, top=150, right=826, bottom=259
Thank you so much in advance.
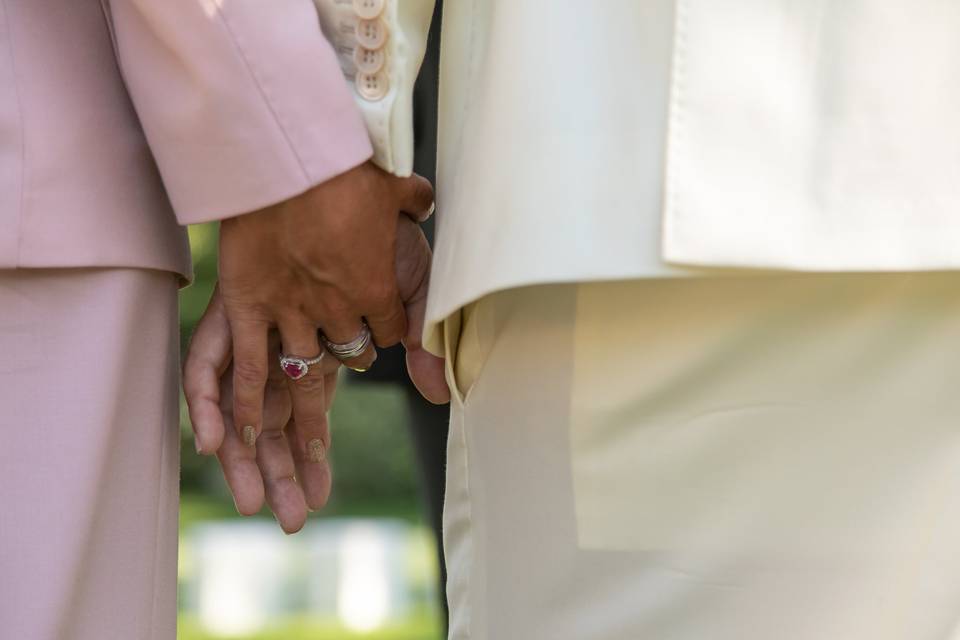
left=442, top=274, right=960, bottom=640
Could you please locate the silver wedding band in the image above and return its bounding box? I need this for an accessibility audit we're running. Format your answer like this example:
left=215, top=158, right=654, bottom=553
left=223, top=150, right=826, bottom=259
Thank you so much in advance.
left=322, top=323, right=372, bottom=361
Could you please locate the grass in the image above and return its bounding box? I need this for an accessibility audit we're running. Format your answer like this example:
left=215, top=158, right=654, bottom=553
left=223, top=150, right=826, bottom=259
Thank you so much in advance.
left=177, top=613, right=441, bottom=640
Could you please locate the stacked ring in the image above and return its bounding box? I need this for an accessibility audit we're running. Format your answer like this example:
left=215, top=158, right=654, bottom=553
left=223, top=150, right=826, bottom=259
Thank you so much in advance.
left=322, top=323, right=373, bottom=362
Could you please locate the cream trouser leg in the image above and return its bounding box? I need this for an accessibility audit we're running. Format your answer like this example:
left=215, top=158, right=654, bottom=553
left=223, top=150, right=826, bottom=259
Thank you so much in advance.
left=443, top=273, right=960, bottom=640
left=0, top=268, right=180, bottom=640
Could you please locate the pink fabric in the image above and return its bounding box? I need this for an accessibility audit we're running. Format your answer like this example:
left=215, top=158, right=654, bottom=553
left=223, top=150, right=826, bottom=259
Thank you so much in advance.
left=106, top=0, right=374, bottom=224
left=0, top=268, right=181, bottom=640
left=0, top=0, right=373, bottom=279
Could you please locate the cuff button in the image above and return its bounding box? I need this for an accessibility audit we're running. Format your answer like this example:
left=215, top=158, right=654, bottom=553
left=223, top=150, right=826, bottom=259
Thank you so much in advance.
left=355, top=18, right=388, bottom=50
left=356, top=70, right=390, bottom=101
left=354, top=46, right=386, bottom=74
left=352, top=0, right=385, bottom=20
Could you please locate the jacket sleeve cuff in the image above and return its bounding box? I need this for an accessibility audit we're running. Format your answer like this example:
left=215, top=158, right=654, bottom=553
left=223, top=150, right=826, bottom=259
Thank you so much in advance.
left=108, top=0, right=373, bottom=225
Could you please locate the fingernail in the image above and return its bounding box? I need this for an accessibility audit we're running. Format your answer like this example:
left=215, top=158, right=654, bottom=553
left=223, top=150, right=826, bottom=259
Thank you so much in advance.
left=420, top=202, right=436, bottom=222
left=195, top=438, right=203, bottom=455
left=307, top=438, right=327, bottom=463
left=243, top=425, right=257, bottom=447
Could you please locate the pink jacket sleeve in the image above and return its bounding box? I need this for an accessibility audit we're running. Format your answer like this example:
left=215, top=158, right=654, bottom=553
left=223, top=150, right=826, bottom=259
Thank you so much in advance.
left=105, top=0, right=373, bottom=224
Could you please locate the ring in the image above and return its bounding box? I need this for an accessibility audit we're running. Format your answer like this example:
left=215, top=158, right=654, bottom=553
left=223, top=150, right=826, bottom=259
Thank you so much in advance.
left=322, top=323, right=372, bottom=361
left=278, top=351, right=324, bottom=381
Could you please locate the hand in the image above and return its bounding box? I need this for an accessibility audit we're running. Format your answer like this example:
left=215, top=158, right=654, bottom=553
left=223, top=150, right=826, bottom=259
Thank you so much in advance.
left=395, top=217, right=450, bottom=404
left=218, top=161, right=434, bottom=449
left=183, top=288, right=340, bottom=532
left=183, top=217, right=448, bottom=530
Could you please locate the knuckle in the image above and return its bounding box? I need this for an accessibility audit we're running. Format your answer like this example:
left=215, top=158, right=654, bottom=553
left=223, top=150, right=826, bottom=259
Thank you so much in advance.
left=373, top=329, right=403, bottom=348
left=233, top=395, right=261, bottom=419
left=316, top=297, right=352, bottom=324
left=416, top=179, right=434, bottom=203
left=259, top=430, right=286, bottom=445
left=368, top=283, right=399, bottom=311
left=265, top=372, right=288, bottom=392
left=234, top=359, right=268, bottom=387
left=182, top=377, right=203, bottom=402
left=294, top=373, right=325, bottom=394
left=181, top=361, right=201, bottom=389
left=297, top=414, right=327, bottom=434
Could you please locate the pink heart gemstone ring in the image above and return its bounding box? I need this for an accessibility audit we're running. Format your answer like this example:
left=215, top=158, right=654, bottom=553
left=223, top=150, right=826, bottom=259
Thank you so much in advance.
left=278, top=351, right=325, bottom=381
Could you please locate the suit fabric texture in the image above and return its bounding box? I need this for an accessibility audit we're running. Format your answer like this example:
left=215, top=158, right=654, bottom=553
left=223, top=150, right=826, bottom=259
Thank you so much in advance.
left=423, top=0, right=960, bottom=350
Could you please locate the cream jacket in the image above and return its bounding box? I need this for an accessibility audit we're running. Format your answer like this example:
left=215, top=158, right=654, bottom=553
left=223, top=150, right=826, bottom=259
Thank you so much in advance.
left=376, top=0, right=960, bottom=352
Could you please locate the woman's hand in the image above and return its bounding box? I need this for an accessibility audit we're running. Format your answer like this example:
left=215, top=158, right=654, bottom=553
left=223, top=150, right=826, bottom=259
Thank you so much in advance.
left=218, top=162, right=434, bottom=450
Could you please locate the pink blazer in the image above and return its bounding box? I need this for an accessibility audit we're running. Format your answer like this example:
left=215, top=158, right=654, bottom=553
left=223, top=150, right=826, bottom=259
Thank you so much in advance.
left=0, top=0, right=372, bottom=281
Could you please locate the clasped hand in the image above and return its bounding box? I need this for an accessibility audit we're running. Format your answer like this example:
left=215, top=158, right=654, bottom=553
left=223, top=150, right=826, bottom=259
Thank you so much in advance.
left=183, top=161, right=449, bottom=533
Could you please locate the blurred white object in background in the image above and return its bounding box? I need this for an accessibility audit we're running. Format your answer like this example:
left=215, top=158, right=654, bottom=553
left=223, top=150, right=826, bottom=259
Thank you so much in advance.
left=185, top=518, right=431, bottom=636
left=306, top=519, right=413, bottom=632
left=191, top=522, right=289, bottom=636
left=337, top=524, right=400, bottom=631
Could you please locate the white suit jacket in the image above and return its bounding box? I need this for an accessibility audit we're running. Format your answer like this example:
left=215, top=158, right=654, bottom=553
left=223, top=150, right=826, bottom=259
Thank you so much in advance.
left=324, top=0, right=960, bottom=351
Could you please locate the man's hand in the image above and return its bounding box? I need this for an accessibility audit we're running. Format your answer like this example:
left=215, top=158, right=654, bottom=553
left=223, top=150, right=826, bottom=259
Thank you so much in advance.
left=183, top=288, right=340, bottom=532
left=218, top=161, right=434, bottom=449
left=395, top=217, right=450, bottom=404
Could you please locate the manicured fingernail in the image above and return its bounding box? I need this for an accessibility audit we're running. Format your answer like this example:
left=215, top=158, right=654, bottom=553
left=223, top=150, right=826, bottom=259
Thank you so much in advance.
left=243, top=425, right=257, bottom=447
left=307, top=438, right=327, bottom=463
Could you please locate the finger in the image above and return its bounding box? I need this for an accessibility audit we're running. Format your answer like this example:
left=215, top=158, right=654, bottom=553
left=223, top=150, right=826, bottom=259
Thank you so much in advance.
left=277, top=317, right=333, bottom=474
left=279, top=333, right=340, bottom=512
left=287, top=417, right=333, bottom=512
left=256, top=425, right=308, bottom=534
left=323, top=370, right=339, bottom=410
left=289, top=367, right=339, bottom=511
left=183, top=289, right=233, bottom=454
left=216, top=369, right=265, bottom=515
left=229, top=316, right=270, bottom=450
left=393, top=173, right=435, bottom=222
left=264, top=331, right=294, bottom=430
left=364, top=291, right=407, bottom=348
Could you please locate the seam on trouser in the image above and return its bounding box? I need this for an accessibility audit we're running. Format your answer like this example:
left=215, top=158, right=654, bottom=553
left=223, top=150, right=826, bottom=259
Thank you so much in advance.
left=443, top=309, right=474, bottom=638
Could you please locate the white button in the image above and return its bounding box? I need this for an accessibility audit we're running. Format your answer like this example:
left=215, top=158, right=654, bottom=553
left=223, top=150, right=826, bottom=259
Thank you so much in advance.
left=353, top=46, right=385, bottom=74
left=352, top=0, right=385, bottom=20
left=355, top=70, right=389, bottom=101
left=355, top=18, right=388, bottom=50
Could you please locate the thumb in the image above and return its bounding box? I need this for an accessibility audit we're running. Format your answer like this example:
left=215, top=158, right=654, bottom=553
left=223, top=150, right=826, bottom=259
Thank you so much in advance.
left=183, top=287, right=233, bottom=454
left=399, top=229, right=450, bottom=404
left=404, top=287, right=450, bottom=404
left=393, top=173, right=435, bottom=222
left=407, top=347, right=450, bottom=405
